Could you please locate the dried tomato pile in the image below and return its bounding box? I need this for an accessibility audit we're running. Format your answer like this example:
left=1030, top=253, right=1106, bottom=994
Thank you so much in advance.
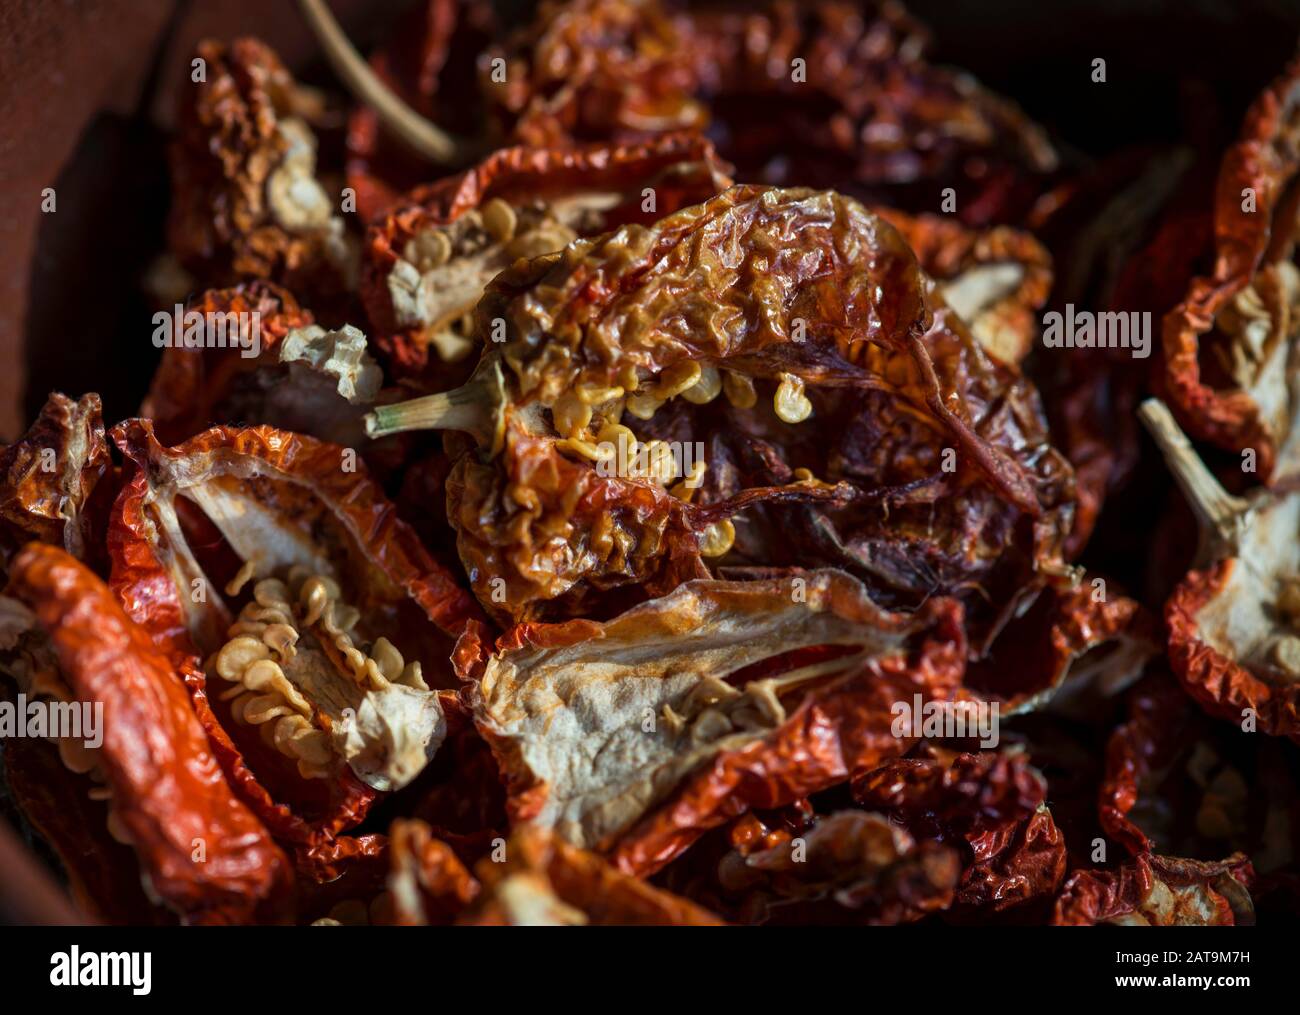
left=1, top=0, right=1296, bottom=926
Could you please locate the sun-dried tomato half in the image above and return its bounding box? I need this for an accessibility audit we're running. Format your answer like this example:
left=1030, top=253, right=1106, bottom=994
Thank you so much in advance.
left=1142, top=398, right=1300, bottom=742
left=1053, top=852, right=1255, bottom=926
left=1, top=543, right=291, bottom=923
left=1160, top=58, right=1300, bottom=482
left=107, top=419, right=483, bottom=876
left=456, top=568, right=971, bottom=875
left=368, top=184, right=1074, bottom=629
left=168, top=38, right=358, bottom=315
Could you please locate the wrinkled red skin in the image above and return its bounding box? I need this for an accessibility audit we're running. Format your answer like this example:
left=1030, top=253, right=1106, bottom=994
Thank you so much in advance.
left=659, top=755, right=1060, bottom=924
left=0, top=393, right=114, bottom=574
left=956, top=807, right=1067, bottom=917
left=140, top=282, right=315, bottom=447
left=360, top=133, right=732, bottom=381
left=351, top=1, right=1055, bottom=226
left=1, top=735, right=169, bottom=924
left=851, top=751, right=1046, bottom=842
left=1052, top=853, right=1255, bottom=926
left=1161, top=58, right=1300, bottom=480
left=106, top=420, right=484, bottom=879
left=851, top=750, right=1067, bottom=919
left=453, top=183, right=1068, bottom=627
left=722, top=810, right=961, bottom=926
left=597, top=190, right=1071, bottom=648
left=605, top=598, right=971, bottom=876
left=1099, top=676, right=1198, bottom=857
left=1167, top=559, right=1300, bottom=741
left=5, top=543, right=293, bottom=923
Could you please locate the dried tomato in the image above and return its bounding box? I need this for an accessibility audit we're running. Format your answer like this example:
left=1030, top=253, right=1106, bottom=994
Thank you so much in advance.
left=168, top=38, right=357, bottom=315
left=107, top=419, right=482, bottom=877
left=1053, top=852, right=1255, bottom=926
left=1142, top=398, right=1300, bottom=741
left=477, top=0, right=1056, bottom=224
left=368, top=184, right=1072, bottom=631
left=852, top=750, right=1068, bottom=917
left=715, top=809, right=961, bottom=925
left=1, top=543, right=291, bottom=923
left=455, top=569, right=971, bottom=875
left=1159, top=58, right=1300, bottom=482
left=0, top=393, right=112, bottom=572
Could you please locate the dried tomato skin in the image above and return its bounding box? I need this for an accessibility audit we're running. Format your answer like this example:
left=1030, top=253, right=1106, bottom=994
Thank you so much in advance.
left=1167, top=558, right=1300, bottom=742
left=0, top=392, right=113, bottom=573
left=715, top=810, right=961, bottom=926
left=141, top=282, right=315, bottom=446
left=105, top=420, right=484, bottom=876
left=851, top=751, right=1046, bottom=843
left=360, top=133, right=732, bottom=381
left=850, top=750, right=1068, bottom=919
left=5, top=543, right=292, bottom=923
left=1053, top=853, right=1255, bottom=926
left=451, top=183, right=1075, bottom=626
left=1, top=735, right=172, bottom=924
left=955, top=806, right=1067, bottom=918
left=386, top=818, right=480, bottom=925
left=1160, top=58, right=1300, bottom=481
left=480, top=184, right=928, bottom=402
left=168, top=39, right=355, bottom=315
left=458, top=825, right=723, bottom=926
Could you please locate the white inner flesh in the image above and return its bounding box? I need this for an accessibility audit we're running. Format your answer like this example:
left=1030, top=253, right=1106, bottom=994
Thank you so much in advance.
left=1195, top=493, right=1300, bottom=681
left=475, top=573, right=908, bottom=850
